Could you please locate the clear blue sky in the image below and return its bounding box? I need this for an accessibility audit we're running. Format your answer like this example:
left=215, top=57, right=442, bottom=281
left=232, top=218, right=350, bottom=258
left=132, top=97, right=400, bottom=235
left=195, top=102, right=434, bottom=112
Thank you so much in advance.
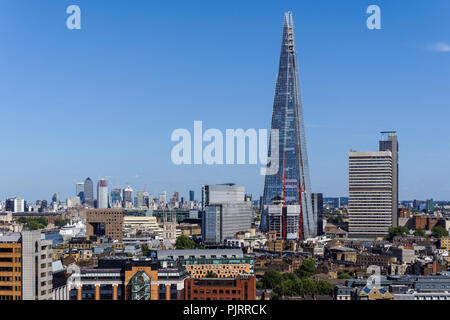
left=0, top=0, right=449, bottom=202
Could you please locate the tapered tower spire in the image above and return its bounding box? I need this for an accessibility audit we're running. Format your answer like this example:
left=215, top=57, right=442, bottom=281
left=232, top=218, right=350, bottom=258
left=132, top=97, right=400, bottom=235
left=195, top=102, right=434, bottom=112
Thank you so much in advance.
left=262, top=12, right=316, bottom=238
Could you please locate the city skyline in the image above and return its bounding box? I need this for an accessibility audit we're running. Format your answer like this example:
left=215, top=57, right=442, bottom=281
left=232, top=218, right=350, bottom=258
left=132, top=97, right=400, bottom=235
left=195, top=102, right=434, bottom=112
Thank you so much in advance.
left=1, top=1, right=449, bottom=201
left=0, top=3, right=449, bottom=306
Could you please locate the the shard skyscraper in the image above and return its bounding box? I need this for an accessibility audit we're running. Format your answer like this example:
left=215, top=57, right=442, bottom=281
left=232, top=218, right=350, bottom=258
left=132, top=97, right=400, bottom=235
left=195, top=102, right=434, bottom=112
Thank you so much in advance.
left=262, top=12, right=316, bottom=238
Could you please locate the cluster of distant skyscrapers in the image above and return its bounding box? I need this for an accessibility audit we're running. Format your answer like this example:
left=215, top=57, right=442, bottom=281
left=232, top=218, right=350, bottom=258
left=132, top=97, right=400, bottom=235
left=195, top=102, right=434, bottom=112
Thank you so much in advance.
left=73, top=177, right=197, bottom=210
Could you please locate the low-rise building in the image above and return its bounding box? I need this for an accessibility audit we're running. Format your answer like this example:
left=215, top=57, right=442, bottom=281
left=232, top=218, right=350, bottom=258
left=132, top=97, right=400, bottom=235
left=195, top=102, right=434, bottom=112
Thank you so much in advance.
left=390, top=247, right=416, bottom=264
left=394, top=291, right=450, bottom=300
left=52, top=261, right=69, bottom=300
left=355, top=286, right=393, bottom=300
left=156, top=249, right=253, bottom=279
left=266, top=239, right=284, bottom=252
left=334, top=285, right=352, bottom=300
left=184, top=275, right=256, bottom=300
left=340, top=273, right=450, bottom=300
left=328, top=246, right=358, bottom=263
left=66, top=258, right=189, bottom=300
left=123, top=216, right=161, bottom=233
left=440, top=237, right=450, bottom=252
left=224, top=232, right=267, bottom=252
left=325, top=229, right=348, bottom=239
left=68, top=237, right=93, bottom=249
left=356, top=253, right=397, bottom=268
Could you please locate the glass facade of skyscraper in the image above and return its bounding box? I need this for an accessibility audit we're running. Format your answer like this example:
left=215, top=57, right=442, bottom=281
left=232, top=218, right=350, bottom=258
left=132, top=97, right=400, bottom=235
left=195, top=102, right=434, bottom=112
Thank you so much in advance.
left=262, top=12, right=315, bottom=238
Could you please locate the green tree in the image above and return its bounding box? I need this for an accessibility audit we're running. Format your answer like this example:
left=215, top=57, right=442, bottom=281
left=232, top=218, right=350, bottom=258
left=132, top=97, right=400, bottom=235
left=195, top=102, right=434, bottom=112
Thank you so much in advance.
left=24, top=220, right=45, bottom=230
left=36, top=217, right=48, bottom=226
left=285, top=279, right=297, bottom=296
left=141, top=244, right=149, bottom=256
left=414, top=228, right=426, bottom=237
left=261, top=270, right=283, bottom=289
left=281, top=272, right=299, bottom=282
left=297, top=258, right=317, bottom=278
left=270, top=292, right=280, bottom=300
left=388, top=226, right=409, bottom=240
left=266, top=272, right=333, bottom=298
left=300, top=278, right=318, bottom=296
left=316, top=280, right=333, bottom=295
left=432, top=226, right=449, bottom=239
left=327, top=216, right=343, bottom=224
left=18, top=217, right=48, bottom=230
left=292, top=278, right=304, bottom=296
left=54, top=219, right=70, bottom=228
left=18, top=217, right=28, bottom=224
left=274, top=280, right=296, bottom=297
left=175, top=235, right=195, bottom=249
left=25, top=220, right=38, bottom=230
left=338, top=272, right=353, bottom=280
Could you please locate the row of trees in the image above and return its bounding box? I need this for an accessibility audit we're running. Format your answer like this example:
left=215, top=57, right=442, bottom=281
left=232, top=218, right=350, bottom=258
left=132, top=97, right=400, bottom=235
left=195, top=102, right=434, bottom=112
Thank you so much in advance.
left=431, top=226, right=449, bottom=238
left=389, top=226, right=449, bottom=240
left=175, top=235, right=196, bottom=249
left=17, top=217, right=48, bottom=230
left=261, top=258, right=316, bottom=289
left=260, top=258, right=334, bottom=299
left=326, top=215, right=344, bottom=224
left=54, top=218, right=70, bottom=228
left=175, top=235, right=205, bottom=249
left=261, top=267, right=333, bottom=299
left=18, top=217, right=74, bottom=229
left=18, top=217, right=73, bottom=230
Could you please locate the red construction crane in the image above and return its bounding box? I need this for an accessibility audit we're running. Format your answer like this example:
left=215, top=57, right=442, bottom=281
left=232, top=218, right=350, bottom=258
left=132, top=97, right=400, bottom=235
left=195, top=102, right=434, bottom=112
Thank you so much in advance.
left=282, top=152, right=287, bottom=241
left=266, top=152, right=305, bottom=242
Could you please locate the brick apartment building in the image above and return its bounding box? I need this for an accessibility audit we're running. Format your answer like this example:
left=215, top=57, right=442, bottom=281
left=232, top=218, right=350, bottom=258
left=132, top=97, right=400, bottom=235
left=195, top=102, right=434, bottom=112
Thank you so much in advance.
left=184, top=275, right=256, bottom=300
left=356, top=253, right=397, bottom=268
left=413, top=215, right=446, bottom=231
left=85, top=209, right=124, bottom=242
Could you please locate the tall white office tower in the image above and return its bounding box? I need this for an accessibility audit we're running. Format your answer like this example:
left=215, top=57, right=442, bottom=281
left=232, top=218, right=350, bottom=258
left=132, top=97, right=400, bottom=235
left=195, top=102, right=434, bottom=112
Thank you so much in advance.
left=97, top=179, right=109, bottom=209
left=348, top=151, right=393, bottom=238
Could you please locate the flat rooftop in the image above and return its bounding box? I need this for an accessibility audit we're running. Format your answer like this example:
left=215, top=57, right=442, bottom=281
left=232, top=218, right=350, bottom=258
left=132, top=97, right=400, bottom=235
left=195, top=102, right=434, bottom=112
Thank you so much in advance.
left=0, top=232, right=21, bottom=243
left=157, top=249, right=244, bottom=260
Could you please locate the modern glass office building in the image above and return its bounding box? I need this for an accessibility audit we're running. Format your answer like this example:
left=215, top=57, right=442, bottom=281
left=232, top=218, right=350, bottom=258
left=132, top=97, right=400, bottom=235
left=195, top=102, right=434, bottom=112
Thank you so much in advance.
left=84, top=177, right=94, bottom=206
left=76, top=182, right=85, bottom=203
left=202, top=184, right=252, bottom=244
left=262, top=12, right=315, bottom=238
left=110, top=188, right=122, bottom=208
